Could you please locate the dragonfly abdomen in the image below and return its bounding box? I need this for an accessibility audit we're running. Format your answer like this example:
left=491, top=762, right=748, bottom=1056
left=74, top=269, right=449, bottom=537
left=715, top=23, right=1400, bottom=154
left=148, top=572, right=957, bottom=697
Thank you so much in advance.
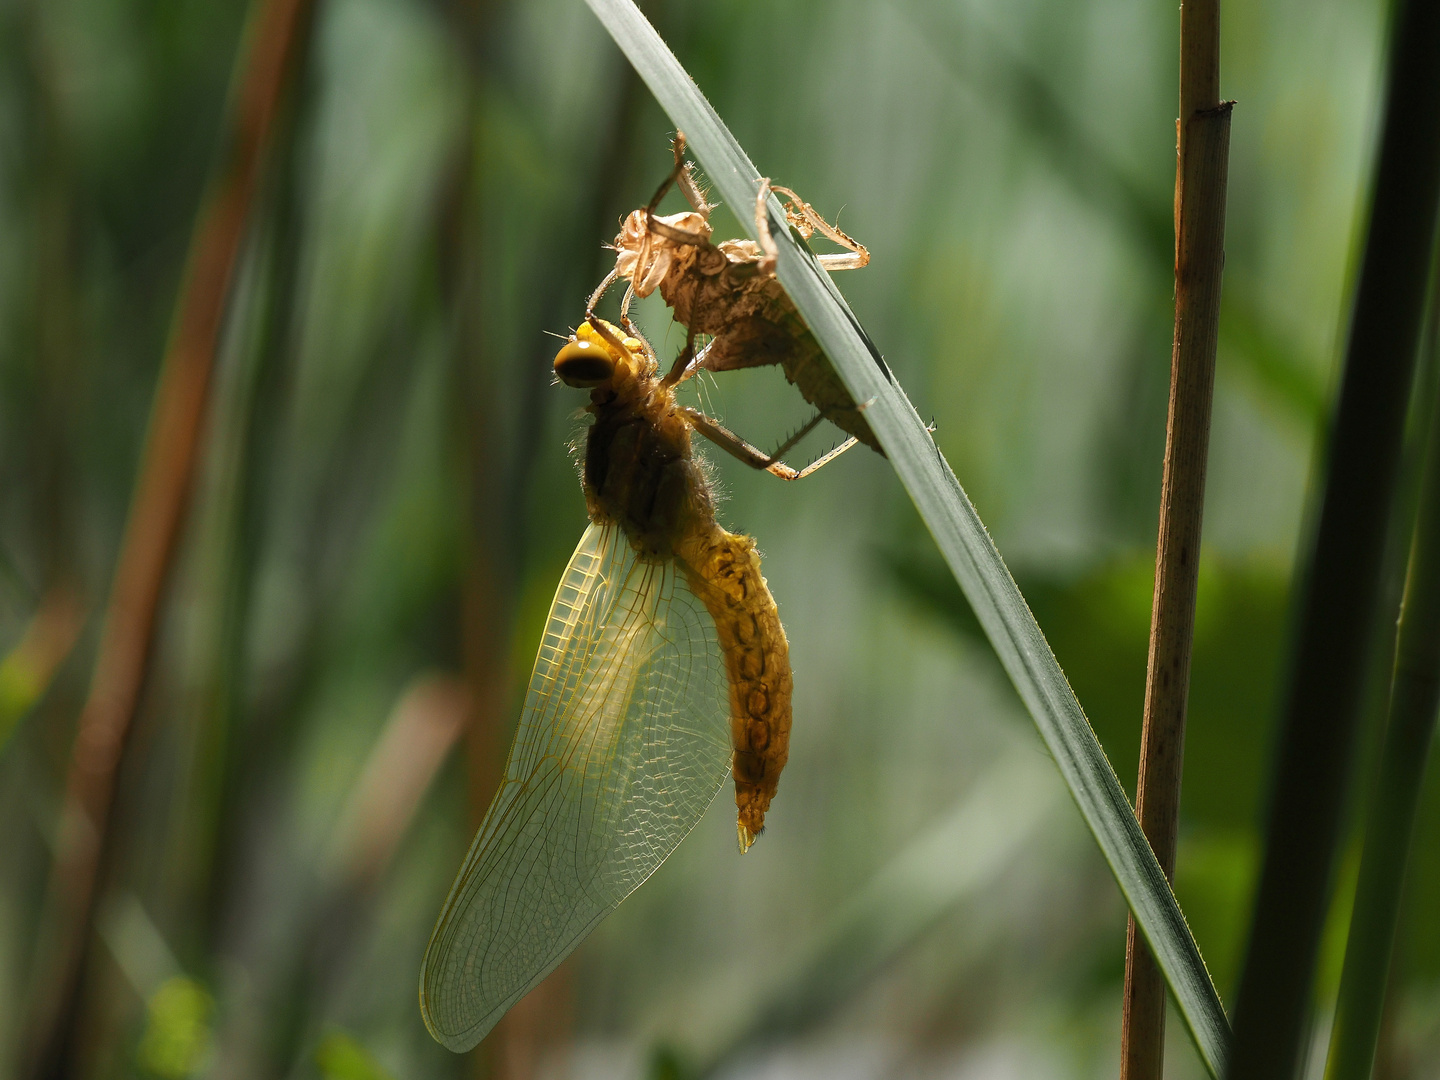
left=680, top=528, right=793, bottom=852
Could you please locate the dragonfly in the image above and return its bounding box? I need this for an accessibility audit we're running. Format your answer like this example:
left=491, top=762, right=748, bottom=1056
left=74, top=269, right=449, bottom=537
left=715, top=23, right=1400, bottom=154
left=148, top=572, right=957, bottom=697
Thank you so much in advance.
left=594, top=133, right=881, bottom=472
left=420, top=316, right=810, bottom=1052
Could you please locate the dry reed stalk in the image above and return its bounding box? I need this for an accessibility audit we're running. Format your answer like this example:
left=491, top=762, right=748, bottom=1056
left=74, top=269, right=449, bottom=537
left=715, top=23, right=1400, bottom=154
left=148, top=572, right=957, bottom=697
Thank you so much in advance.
left=1120, top=1, right=1231, bottom=1075
left=23, top=0, right=317, bottom=1073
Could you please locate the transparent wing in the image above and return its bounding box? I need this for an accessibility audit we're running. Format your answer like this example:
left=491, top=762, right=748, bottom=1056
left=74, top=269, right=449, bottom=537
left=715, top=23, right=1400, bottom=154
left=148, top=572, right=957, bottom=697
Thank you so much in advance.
left=420, top=523, right=732, bottom=1052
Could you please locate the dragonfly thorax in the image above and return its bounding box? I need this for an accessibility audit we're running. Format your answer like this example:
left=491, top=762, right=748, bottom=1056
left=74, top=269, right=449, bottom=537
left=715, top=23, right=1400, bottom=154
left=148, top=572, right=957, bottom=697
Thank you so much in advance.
left=554, top=321, right=713, bottom=560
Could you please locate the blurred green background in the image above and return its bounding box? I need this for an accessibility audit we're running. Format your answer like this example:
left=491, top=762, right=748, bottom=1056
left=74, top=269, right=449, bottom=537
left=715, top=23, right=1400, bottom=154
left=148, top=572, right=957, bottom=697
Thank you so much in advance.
left=1, top=0, right=1437, bottom=1077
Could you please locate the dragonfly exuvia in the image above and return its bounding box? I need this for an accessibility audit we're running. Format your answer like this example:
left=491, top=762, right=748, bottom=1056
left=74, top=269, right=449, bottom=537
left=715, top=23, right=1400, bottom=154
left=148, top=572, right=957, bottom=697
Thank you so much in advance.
left=596, top=133, right=880, bottom=464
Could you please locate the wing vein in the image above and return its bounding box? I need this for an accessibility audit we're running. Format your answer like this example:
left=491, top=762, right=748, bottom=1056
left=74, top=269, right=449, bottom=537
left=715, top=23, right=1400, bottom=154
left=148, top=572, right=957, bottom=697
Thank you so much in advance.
left=420, top=524, right=733, bottom=1051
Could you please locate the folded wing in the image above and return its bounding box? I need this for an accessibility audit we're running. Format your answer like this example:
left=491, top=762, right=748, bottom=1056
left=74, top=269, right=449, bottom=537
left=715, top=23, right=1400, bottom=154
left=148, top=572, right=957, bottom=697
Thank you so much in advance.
left=420, top=523, right=732, bottom=1051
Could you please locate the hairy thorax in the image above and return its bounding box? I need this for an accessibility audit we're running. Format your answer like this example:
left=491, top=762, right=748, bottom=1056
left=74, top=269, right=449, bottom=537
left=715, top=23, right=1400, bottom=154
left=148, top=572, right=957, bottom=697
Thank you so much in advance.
left=582, top=369, right=713, bottom=561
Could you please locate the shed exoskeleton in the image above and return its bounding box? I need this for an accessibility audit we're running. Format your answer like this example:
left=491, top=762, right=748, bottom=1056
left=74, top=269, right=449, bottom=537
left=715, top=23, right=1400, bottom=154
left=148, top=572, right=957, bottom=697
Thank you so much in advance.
left=591, top=133, right=880, bottom=480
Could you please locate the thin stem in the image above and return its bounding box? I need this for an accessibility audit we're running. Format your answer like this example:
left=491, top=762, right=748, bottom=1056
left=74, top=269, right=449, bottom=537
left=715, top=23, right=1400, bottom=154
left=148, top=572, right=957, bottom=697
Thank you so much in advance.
left=0, top=587, right=85, bottom=751
left=198, top=34, right=314, bottom=948
left=1121, top=1, right=1230, bottom=1076
left=1227, top=0, right=1440, bottom=1074
left=21, top=0, right=317, bottom=1074
left=1323, top=268, right=1440, bottom=1080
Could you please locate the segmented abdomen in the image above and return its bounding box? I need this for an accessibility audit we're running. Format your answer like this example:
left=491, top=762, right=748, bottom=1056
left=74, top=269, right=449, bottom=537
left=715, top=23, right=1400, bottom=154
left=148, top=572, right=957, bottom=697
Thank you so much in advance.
left=679, top=528, right=793, bottom=851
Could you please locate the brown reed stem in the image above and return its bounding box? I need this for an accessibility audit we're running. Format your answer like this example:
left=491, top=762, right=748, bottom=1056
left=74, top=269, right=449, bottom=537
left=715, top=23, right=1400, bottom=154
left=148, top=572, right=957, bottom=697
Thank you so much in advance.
left=23, top=0, right=316, bottom=1074
left=1120, top=1, right=1231, bottom=1075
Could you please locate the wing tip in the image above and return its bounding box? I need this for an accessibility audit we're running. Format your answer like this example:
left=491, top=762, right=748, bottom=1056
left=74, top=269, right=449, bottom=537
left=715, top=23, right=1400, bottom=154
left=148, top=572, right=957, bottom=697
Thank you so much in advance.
left=419, top=964, right=493, bottom=1054
left=418, top=994, right=493, bottom=1054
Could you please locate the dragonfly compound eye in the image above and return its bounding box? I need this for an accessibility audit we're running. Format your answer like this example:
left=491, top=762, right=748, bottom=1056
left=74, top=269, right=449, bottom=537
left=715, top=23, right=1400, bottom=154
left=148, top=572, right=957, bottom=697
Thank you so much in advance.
left=554, top=337, right=616, bottom=387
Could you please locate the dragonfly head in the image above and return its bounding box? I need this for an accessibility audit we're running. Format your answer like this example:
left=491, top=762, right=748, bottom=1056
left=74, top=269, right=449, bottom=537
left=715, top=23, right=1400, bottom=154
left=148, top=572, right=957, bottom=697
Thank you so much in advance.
left=554, top=319, right=645, bottom=389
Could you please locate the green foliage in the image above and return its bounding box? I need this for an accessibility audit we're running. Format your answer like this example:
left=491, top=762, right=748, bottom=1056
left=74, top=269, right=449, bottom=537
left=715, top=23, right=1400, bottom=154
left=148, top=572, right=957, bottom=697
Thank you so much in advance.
left=136, top=977, right=214, bottom=1079
left=646, top=1042, right=693, bottom=1080
left=315, top=1030, right=397, bottom=1080
left=1172, top=832, right=1258, bottom=1003
left=0, top=644, right=42, bottom=749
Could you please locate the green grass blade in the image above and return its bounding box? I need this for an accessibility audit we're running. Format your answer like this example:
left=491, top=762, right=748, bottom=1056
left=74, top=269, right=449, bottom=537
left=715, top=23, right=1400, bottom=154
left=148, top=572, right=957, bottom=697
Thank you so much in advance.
left=1324, top=329, right=1440, bottom=1080
left=582, top=0, right=1231, bottom=1073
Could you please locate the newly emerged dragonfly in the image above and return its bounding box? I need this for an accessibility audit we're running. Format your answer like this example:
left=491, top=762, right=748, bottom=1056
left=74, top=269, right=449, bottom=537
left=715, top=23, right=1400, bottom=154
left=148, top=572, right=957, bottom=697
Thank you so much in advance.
left=597, top=133, right=881, bottom=465
left=421, top=317, right=805, bottom=1052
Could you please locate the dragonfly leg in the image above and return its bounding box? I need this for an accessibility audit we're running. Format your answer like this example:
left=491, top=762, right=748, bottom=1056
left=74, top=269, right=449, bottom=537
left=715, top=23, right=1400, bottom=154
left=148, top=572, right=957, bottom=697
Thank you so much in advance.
left=583, top=313, right=630, bottom=359
left=661, top=339, right=714, bottom=388
left=661, top=323, right=701, bottom=387
left=673, top=137, right=713, bottom=216
left=771, top=184, right=870, bottom=271
left=766, top=412, right=825, bottom=460
left=787, top=434, right=860, bottom=479
left=585, top=267, right=621, bottom=319
left=644, top=133, right=686, bottom=212
left=645, top=133, right=714, bottom=245
left=662, top=314, right=724, bottom=388
left=618, top=284, right=655, bottom=363
left=754, top=179, right=781, bottom=276
left=755, top=179, right=871, bottom=275
left=582, top=309, right=664, bottom=378
left=583, top=279, right=661, bottom=371
left=681, top=406, right=858, bottom=481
